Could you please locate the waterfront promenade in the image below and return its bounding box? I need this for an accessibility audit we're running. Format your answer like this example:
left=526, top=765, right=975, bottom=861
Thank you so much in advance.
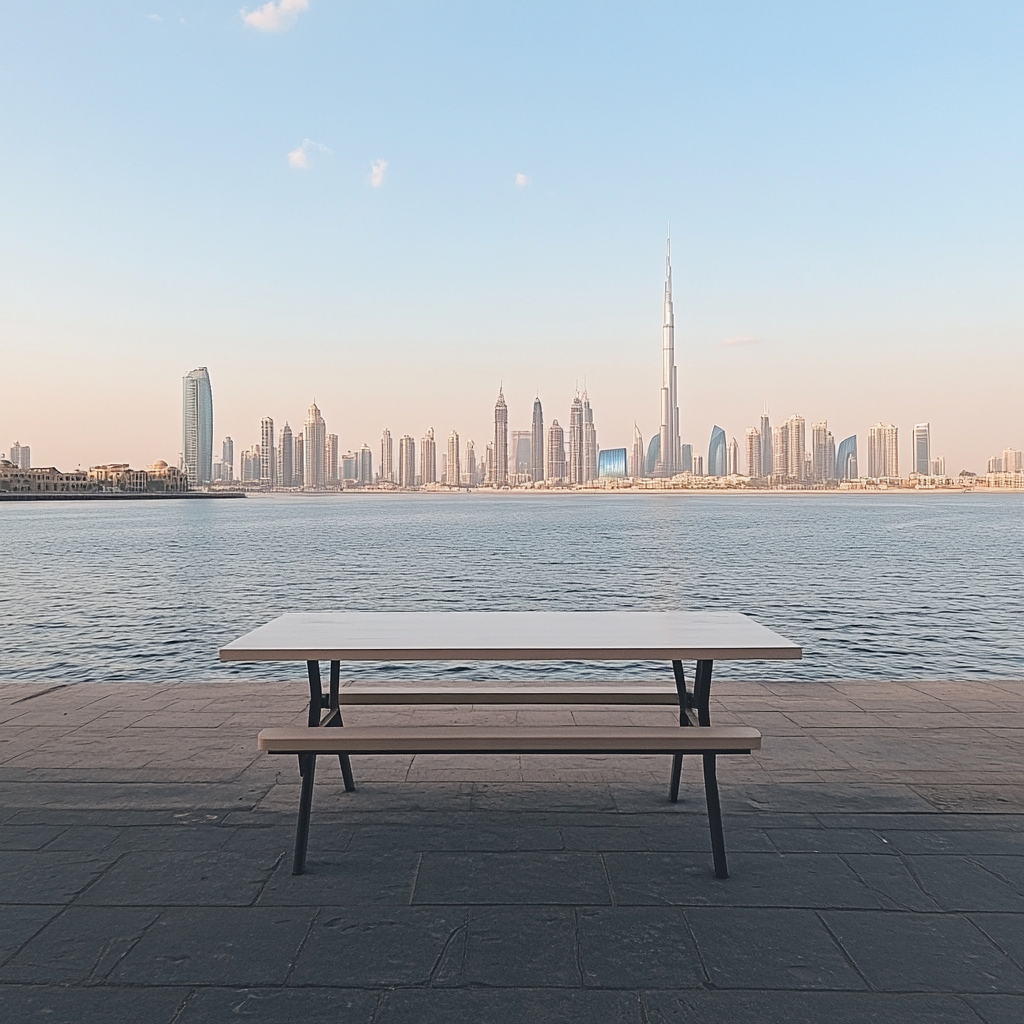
left=0, top=678, right=1021, bottom=1023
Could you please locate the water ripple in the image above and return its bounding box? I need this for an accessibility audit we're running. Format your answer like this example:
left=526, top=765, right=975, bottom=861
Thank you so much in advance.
left=1, top=493, right=1021, bottom=684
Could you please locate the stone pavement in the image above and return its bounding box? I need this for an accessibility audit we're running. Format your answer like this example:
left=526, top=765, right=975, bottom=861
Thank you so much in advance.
left=0, top=677, right=1022, bottom=1023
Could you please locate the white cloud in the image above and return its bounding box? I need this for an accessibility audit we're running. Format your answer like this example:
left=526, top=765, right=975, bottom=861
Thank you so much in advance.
left=241, top=0, right=309, bottom=33
left=369, top=158, right=388, bottom=188
left=720, top=336, right=764, bottom=347
left=147, top=14, right=163, bottom=22
left=515, top=172, right=530, bottom=187
left=287, top=139, right=330, bottom=170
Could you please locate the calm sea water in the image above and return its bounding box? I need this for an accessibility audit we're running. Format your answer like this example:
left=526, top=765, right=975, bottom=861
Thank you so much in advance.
left=1, top=493, right=1021, bottom=684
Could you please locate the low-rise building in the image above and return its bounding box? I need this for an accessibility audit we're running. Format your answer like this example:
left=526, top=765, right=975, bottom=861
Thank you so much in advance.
left=0, top=461, right=90, bottom=493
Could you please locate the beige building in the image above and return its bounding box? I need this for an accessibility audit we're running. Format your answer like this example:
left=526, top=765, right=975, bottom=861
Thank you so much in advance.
left=0, top=462, right=90, bottom=493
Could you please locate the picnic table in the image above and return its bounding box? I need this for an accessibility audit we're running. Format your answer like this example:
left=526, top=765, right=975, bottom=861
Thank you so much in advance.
left=220, top=611, right=801, bottom=877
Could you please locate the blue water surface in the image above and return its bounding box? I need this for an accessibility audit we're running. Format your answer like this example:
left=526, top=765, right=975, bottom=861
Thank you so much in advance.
left=1, top=492, right=1021, bottom=683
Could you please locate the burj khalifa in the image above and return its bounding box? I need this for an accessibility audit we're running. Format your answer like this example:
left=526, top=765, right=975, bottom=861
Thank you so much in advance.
left=655, top=236, right=681, bottom=477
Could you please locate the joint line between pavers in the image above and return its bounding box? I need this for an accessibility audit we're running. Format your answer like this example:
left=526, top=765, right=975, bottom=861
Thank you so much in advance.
left=814, top=909, right=875, bottom=991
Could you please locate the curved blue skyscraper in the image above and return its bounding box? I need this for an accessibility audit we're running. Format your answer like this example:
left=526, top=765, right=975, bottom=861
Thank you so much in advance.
left=835, top=435, right=858, bottom=480
left=182, top=367, right=213, bottom=486
left=708, top=425, right=727, bottom=477
left=645, top=435, right=661, bottom=476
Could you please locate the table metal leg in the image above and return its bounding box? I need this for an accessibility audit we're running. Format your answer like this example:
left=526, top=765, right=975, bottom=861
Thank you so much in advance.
left=703, top=752, right=729, bottom=879
left=306, top=660, right=323, bottom=727
left=669, top=660, right=690, bottom=803
left=292, top=752, right=317, bottom=875
left=694, top=660, right=714, bottom=726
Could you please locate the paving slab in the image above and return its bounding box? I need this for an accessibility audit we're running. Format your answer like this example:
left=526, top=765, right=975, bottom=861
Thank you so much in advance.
left=0, top=984, right=188, bottom=1023
left=0, top=906, right=160, bottom=984
left=821, top=910, right=1024, bottom=992
left=645, top=990, right=987, bottom=1023
left=108, top=906, right=314, bottom=985
left=433, top=905, right=578, bottom=987
left=413, top=851, right=612, bottom=905
left=176, top=987, right=379, bottom=1023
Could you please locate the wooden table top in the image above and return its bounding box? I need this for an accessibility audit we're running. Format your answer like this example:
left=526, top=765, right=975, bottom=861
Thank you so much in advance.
left=220, top=611, right=802, bottom=663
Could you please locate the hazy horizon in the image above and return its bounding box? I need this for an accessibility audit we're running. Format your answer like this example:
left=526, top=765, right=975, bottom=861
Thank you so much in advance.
left=1, top=3, right=1021, bottom=474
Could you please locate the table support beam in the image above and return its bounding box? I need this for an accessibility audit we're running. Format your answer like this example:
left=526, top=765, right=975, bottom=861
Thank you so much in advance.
left=307, top=661, right=355, bottom=792
left=668, top=660, right=689, bottom=803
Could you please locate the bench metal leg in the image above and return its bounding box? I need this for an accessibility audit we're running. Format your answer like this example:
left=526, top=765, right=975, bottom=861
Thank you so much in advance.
left=702, top=753, right=728, bottom=879
left=668, top=755, right=683, bottom=803
left=668, top=660, right=690, bottom=802
left=292, top=752, right=317, bottom=875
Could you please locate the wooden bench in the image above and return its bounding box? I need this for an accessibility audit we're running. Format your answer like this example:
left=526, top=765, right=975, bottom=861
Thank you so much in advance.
left=258, top=722, right=761, bottom=880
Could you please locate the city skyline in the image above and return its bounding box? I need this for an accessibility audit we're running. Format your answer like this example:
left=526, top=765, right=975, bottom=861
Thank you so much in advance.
left=0, top=6, right=1019, bottom=475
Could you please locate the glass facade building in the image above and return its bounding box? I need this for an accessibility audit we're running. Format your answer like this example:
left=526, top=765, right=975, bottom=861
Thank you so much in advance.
left=645, top=435, right=660, bottom=476
left=182, top=367, right=213, bottom=486
left=598, top=448, right=627, bottom=479
left=835, top=435, right=858, bottom=480
left=708, top=425, right=727, bottom=477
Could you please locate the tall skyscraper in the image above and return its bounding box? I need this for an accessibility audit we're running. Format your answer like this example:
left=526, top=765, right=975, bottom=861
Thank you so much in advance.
left=278, top=425, right=292, bottom=487
left=931, top=456, right=946, bottom=477
left=772, top=425, right=788, bottom=477
left=760, top=406, right=772, bottom=477
left=708, top=425, right=727, bottom=476
left=835, top=435, right=858, bottom=480
left=868, top=423, right=899, bottom=479
left=546, top=420, right=566, bottom=482
left=493, top=388, right=508, bottom=486
left=811, top=422, right=835, bottom=482
left=511, top=431, right=532, bottom=476
left=745, top=427, right=762, bottom=478
left=326, top=433, right=339, bottom=485
left=465, top=440, right=476, bottom=485
left=447, top=431, right=460, bottom=487
left=358, top=444, right=373, bottom=485
left=630, top=423, right=644, bottom=478
left=727, top=437, right=740, bottom=476
left=531, top=397, right=544, bottom=481
left=398, top=435, right=416, bottom=487
left=260, top=417, right=275, bottom=486
left=645, top=435, right=660, bottom=476
left=421, top=428, right=436, bottom=484
left=304, top=403, right=326, bottom=488
left=913, top=423, right=931, bottom=476
left=485, top=441, right=495, bottom=484
left=785, top=415, right=806, bottom=481
left=582, top=392, right=598, bottom=482
left=680, top=443, right=693, bottom=473
left=655, top=236, right=681, bottom=477
left=221, top=437, right=234, bottom=482
left=293, top=433, right=304, bottom=487
left=182, top=367, right=213, bottom=486
left=568, top=393, right=584, bottom=484
left=380, top=428, right=393, bottom=484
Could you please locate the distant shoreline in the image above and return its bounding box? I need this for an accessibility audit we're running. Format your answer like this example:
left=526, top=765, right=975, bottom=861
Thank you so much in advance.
left=221, top=487, right=1006, bottom=498
left=0, top=492, right=246, bottom=502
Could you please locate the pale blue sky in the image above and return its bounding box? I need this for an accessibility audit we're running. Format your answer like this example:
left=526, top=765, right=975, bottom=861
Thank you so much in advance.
left=1, top=1, right=1021, bottom=472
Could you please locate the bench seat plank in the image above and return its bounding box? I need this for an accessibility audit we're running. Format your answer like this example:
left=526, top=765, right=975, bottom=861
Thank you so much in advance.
left=258, top=725, right=760, bottom=755
left=334, top=687, right=682, bottom=705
